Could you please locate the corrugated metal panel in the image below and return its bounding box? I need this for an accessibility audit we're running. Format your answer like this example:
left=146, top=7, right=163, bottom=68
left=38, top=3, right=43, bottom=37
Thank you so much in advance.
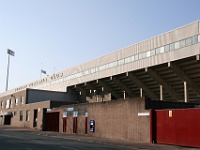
left=155, top=108, right=200, bottom=147
left=187, top=109, right=200, bottom=147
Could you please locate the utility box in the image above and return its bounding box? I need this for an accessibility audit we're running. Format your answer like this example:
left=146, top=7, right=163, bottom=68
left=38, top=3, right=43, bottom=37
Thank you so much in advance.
left=90, top=120, right=95, bottom=132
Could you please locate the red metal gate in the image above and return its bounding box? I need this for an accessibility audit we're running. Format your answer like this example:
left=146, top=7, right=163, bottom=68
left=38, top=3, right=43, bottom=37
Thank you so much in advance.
left=63, top=117, right=67, bottom=133
left=45, top=112, right=59, bottom=132
left=151, top=108, right=200, bottom=147
left=73, top=117, right=77, bottom=133
left=85, top=117, right=88, bottom=134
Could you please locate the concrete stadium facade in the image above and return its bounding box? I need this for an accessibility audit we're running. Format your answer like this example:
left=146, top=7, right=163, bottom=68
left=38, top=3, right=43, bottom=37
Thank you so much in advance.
left=0, top=20, right=200, bottom=143
left=1, top=21, right=200, bottom=102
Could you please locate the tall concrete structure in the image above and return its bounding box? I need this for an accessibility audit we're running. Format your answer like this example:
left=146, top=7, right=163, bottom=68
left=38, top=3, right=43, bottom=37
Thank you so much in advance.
left=0, top=20, right=200, bottom=143
left=1, top=21, right=200, bottom=102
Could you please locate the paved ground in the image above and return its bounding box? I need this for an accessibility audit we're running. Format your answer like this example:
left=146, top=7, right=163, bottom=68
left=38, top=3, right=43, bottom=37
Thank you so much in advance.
left=0, top=126, right=199, bottom=150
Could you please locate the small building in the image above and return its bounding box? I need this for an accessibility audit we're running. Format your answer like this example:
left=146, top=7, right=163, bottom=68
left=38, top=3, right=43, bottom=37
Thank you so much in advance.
left=0, top=89, right=77, bottom=130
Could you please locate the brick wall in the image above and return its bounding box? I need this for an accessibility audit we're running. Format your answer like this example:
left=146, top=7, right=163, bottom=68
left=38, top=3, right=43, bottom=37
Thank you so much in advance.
left=87, top=98, right=150, bottom=142
left=2, top=101, right=50, bottom=130
left=59, top=97, right=150, bottom=143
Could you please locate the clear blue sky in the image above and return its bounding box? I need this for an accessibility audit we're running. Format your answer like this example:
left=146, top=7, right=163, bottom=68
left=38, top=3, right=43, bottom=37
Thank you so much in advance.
left=0, top=0, right=200, bottom=93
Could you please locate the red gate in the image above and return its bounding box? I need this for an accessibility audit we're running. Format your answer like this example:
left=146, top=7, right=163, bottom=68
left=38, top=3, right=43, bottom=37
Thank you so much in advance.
left=45, top=111, right=59, bottom=132
left=63, top=117, right=67, bottom=133
left=151, top=108, right=200, bottom=147
left=85, top=117, right=88, bottom=134
left=73, top=117, right=77, bottom=133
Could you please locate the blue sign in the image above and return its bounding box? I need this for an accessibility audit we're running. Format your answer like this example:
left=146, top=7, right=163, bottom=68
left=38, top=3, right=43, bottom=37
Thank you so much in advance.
left=90, top=120, right=95, bottom=132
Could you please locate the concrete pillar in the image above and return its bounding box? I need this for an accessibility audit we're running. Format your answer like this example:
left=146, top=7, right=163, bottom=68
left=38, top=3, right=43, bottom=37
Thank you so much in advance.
left=168, top=62, right=171, bottom=67
left=184, top=81, right=188, bottom=102
left=102, top=87, right=104, bottom=102
left=196, top=54, right=200, bottom=61
left=140, top=88, right=143, bottom=97
left=160, top=85, right=163, bottom=100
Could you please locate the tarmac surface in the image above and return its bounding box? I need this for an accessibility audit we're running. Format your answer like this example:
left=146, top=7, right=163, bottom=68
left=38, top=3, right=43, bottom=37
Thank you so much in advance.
left=0, top=126, right=199, bottom=150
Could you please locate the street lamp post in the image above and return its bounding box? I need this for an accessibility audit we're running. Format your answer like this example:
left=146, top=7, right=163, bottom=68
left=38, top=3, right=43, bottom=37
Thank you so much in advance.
left=5, top=49, right=15, bottom=91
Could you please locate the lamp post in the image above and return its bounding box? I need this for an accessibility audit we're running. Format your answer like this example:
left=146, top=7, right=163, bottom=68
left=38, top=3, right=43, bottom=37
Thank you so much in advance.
left=5, top=49, right=15, bottom=91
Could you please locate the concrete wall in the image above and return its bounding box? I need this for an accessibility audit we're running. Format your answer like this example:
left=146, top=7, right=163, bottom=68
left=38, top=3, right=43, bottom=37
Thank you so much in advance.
left=59, top=97, right=150, bottom=143
left=0, top=90, right=27, bottom=109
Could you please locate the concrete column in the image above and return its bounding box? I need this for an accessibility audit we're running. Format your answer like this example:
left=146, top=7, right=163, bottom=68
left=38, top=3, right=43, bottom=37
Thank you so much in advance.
left=102, top=87, right=104, bottom=102
left=168, top=62, right=171, bottom=67
left=140, top=88, right=143, bottom=97
left=123, top=91, right=126, bottom=99
left=160, top=85, right=163, bottom=100
left=196, top=54, right=200, bottom=61
left=184, top=81, right=188, bottom=102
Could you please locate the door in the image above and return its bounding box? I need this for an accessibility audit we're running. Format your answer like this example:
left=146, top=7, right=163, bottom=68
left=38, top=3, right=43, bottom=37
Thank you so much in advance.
left=73, top=117, right=77, bottom=133
left=4, top=115, right=11, bottom=125
left=33, top=109, right=38, bottom=128
left=85, top=117, right=88, bottom=134
left=63, top=117, right=67, bottom=133
left=45, top=112, right=59, bottom=132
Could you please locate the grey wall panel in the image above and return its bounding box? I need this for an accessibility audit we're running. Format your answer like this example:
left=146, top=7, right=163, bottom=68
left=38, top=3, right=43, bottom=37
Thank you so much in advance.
left=27, top=89, right=77, bottom=104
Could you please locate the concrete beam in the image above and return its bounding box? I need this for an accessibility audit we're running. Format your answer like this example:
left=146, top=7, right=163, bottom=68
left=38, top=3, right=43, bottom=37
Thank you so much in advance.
left=147, top=68, right=181, bottom=100
left=128, top=73, right=158, bottom=99
left=84, top=82, right=96, bottom=93
left=112, top=76, right=133, bottom=98
left=169, top=62, right=200, bottom=96
left=98, top=80, right=121, bottom=99
left=74, top=84, right=87, bottom=96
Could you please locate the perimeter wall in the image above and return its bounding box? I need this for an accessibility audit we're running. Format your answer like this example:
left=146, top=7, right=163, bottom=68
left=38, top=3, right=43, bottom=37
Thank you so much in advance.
left=58, top=97, right=150, bottom=143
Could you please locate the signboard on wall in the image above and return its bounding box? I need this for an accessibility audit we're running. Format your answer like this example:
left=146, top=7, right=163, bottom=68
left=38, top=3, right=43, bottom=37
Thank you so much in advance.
left=169, top=110, right=172, bottom=117
left=63, top=112, right=67, bottom=117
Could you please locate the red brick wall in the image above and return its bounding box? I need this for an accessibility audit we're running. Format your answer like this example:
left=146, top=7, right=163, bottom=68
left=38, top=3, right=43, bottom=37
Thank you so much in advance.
left=59, top=97, right=150, bottom=143
left=87, top=98, right=149, bottom=142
